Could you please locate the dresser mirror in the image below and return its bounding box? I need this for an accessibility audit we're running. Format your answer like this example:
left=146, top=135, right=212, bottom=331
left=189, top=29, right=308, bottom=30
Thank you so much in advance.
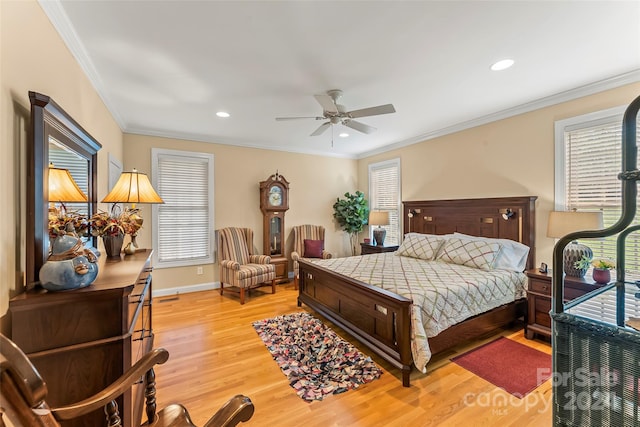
left=27, top=91, right=102, bottom=288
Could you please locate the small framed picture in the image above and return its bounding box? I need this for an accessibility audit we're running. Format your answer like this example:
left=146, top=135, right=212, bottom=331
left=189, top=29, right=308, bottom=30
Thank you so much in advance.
left=539, top=262, right=548, bottom=273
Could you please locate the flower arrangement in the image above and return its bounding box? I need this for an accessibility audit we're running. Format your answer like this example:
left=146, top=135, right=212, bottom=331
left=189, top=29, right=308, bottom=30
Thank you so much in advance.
left=575, top=256, right=615, bottom=271
left=591, top=258, right=615, bottom=270
left=48, top=211, right=89, bottom=238
left=89, top=209, right=143, bottom=238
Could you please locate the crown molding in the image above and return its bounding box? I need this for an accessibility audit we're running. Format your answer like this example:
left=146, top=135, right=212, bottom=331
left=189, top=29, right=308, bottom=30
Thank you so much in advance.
left=125, top=128, right=358, bottom=159
left=38, top=0, right=126, bottom=129
left=358, top=70, right=640, bottom=159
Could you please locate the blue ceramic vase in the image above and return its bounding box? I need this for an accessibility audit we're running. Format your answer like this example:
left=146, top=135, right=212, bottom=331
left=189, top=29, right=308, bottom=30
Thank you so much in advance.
left=39, top=235, right=99, bottom=291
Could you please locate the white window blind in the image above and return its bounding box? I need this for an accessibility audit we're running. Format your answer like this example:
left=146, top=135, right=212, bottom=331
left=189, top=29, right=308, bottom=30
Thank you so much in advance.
left=152, top=149, right=214, bottom=268
left=368, top=158, right=401, bottom=245
left=556, top=107, right=640, bottom=279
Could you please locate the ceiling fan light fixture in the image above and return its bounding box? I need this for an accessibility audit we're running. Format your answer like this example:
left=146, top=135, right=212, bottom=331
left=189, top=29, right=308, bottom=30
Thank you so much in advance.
left=339, top=132, right=349, bottom=138
left=216, top=111, right=230, bottom=118
left=276, top=89, right=395, bottom=136
left=491, top=59, right=514, bottom=71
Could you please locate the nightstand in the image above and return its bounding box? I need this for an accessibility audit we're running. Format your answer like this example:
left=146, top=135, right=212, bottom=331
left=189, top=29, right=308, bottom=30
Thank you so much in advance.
left=360, top=243, right=399, bottom=255
left=525, top=269, right=607, bottom=339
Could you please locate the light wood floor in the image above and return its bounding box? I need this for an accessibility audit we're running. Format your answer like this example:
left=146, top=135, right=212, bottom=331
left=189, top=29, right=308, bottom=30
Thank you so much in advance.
left=152, top=283, right=552, bottom=426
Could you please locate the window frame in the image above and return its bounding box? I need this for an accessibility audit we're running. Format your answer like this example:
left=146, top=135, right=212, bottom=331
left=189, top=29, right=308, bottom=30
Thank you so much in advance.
left=368, top=158, right=401, bottom=246
left=151, top=148, right=215, bottom=269
left=554, top=105, right=626, bottom=209
left=554, top=104, right=639, bottom=278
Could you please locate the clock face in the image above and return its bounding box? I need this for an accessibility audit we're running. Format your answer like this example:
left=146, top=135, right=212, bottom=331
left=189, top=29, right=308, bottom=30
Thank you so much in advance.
left=268, top=185, right=282, bottom=206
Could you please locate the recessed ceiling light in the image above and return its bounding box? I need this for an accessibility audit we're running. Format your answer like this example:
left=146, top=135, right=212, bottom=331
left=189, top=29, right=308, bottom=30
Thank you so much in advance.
left=216, top=111, right=230, bottom=118
left=339, top=132, right=349, bottom=138
left=490, top=59, right=514, bottom=71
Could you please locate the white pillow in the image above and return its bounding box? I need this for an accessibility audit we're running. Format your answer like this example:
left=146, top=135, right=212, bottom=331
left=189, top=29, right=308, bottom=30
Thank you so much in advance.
left=453, top=232, right=530, bottom=272
left=396, top=233, right=444, bottom=261
left=437, top=237, right=503, bottom=271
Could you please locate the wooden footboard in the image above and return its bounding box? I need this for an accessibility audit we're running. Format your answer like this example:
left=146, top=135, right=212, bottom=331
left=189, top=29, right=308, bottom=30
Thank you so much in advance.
left=297, top=259, right=527, bottom=387
left=297, top=259, right=414, bottom=386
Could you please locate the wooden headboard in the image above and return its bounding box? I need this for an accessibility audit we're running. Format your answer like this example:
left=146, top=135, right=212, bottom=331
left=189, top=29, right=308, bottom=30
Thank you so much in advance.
left=403, top=196, right=537, bottom=269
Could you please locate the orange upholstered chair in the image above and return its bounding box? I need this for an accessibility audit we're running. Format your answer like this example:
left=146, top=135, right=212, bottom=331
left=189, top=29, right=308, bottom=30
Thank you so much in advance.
left=217, top=227, right=276, bottom=304
left=290, top=224, right=332, bottom=289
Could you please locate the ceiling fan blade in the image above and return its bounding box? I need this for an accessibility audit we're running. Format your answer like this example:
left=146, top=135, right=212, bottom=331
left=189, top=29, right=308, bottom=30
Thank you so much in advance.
left=276, top=116, right=324, bottom=121
left=314, top=94, right=338, bottom=113
left=347, top=104, right=396, bottom=118
left=310, top=122, right=331, bottom=136
left=343, top=120, right=376, bottom=134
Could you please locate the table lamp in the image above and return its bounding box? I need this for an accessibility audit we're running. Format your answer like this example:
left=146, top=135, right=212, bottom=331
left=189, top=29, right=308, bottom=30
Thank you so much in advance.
left=102, top=169, right=164, bottom=250
left=547, top=210, right=603, bottom=277
left=369, top=211, right=390, bottom=246
left=102, top=169, right=164, bottom=207
left=48, top=163, right=87, bottom=217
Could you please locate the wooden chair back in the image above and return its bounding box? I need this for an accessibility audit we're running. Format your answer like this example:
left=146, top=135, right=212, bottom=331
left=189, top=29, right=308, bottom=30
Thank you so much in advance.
left=0, top=334, right=254, bottom=427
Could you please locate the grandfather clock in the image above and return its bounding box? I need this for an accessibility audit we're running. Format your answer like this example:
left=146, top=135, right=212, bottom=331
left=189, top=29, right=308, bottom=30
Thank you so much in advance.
left=259, top=172, right=290, bottom=283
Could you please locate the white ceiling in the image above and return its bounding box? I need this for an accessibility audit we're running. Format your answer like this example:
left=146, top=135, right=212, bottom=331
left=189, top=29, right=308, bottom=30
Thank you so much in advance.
left=42, top=0, right=640, bottom=159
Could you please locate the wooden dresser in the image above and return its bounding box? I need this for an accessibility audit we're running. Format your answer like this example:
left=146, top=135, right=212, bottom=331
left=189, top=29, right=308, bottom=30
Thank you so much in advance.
left=9, top=249, right=154, bottom=426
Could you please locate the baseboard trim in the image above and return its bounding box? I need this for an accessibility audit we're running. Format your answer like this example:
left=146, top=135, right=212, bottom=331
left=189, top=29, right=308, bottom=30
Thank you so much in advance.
left=152, top=281, right=219, bottom=298
left=152, top=274, right=295, bottom=298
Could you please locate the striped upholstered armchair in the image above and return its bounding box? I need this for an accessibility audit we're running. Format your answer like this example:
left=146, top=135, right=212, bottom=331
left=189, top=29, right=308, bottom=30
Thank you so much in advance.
left=290, top=224, right=332, bottom=289
left=217, top=227, right=276, bottom=304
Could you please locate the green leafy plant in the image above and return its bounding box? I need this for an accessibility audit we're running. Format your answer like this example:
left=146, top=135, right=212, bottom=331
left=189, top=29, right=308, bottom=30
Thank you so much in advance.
left=574, top=255, right=593, bottom=271
left=591, top=259, right=615, bottom=270
left=333, top=191, right=370, bottom=256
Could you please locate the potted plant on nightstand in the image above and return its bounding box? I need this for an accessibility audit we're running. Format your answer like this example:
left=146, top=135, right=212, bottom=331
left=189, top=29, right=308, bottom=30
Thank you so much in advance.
left=591, top=258, right=615, bottom=284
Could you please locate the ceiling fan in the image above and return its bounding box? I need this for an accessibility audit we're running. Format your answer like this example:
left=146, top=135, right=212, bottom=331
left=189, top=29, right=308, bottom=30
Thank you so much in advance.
left=275, top=89, right=396, bottom=136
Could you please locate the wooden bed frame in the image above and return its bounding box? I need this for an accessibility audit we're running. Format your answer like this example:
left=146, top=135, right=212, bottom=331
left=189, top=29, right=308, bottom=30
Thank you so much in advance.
left=297, top=196, right=537, bottom=387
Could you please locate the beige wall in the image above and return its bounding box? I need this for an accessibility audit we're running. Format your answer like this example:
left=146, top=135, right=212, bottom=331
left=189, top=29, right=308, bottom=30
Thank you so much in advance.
left=358, top=82, right=640, bottom=268
left=2, top=0, right=638, bottom=329
left=0, top=1, right=358, bottom=308
left=0, top=0, right=123, bottom=334
left=123, top=134, right=358, bottom=291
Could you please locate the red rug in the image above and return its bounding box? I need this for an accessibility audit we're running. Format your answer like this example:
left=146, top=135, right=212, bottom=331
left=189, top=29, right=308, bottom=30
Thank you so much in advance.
left=451, top=336, right=552, bottom=397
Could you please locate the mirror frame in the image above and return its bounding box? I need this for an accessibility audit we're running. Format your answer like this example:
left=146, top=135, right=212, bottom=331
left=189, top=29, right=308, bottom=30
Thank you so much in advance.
left=27, top=91, right=102, bottom=288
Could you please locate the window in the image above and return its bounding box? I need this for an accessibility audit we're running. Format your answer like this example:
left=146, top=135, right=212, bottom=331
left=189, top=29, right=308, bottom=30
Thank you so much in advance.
left=555, top=106, right=639, bottom=279
left=152, top=149, right=214, bottom=268
left=368, top=158, right=401, bottom=245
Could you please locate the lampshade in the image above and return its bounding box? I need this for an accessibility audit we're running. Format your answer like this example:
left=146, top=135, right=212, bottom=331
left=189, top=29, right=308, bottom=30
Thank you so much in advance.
left=369, top=211, right=390, bottom=226
left=547, top=210, right=603, bottom=278
left=48, top=164, right=87, bottom=203
left=547, top=211, right=603, bottom=238
left=102, top=169, right=164, bottom=205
